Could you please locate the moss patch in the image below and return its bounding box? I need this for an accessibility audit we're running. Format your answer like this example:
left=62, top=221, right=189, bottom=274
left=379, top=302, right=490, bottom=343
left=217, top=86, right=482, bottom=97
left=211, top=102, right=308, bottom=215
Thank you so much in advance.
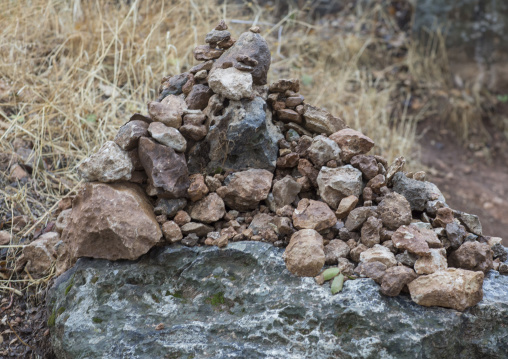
left=206, top=292, right=225, bottom=306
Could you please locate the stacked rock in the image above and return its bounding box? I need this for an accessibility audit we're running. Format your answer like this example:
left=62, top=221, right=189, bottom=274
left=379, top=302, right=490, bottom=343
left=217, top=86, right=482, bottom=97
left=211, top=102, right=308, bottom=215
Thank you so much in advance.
left=26, top=21, right=506, bottom=312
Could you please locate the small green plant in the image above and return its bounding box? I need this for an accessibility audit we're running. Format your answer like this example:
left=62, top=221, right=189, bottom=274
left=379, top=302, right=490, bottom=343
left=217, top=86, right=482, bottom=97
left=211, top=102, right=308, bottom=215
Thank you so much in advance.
left=331, top=274, right=345, bottom=295
left=92, top=317, right=103, bottom=324
left=206, top=292, right=225, bottom=306
left=322, top=268, right=341, bottom=281
left=64, top=276, right=75, bottom=295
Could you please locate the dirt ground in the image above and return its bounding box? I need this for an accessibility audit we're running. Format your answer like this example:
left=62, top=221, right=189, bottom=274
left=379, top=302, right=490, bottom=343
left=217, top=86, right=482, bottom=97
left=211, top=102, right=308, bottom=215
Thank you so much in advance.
left=419, top=112, right=508, bottom=246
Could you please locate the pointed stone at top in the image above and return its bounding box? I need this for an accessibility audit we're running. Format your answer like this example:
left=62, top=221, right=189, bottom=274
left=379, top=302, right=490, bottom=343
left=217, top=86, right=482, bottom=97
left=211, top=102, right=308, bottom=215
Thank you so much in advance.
left=215, top=20, right=228, bottom=31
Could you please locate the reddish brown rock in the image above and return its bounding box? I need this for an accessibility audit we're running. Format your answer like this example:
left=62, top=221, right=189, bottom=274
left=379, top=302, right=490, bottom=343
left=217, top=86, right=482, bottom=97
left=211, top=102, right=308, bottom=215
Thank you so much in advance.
left=324, top=239, right=350, bottom=264
left=380, top=266, right=417, bottom=296
left=173, top=210, right=191, bottom=226
left=345, top=206, right=377, bottom=232
left=377, top=192, right=412, bottom=230
left=350, top=155, right=378, bottom=180
left=187, top=174, right=209, bottom=202
left=354, top=261, right=387, bottom=284
left=189, top=193, right=226, bottom=223
left=193, top=45, right=224, bottom=61
left=219, top=169, right=273, bottom=211
left=329, top=129, right=375, bottom=162
left=277, top=109, right=302, bottom=124
left=269, top=79, right=299, bottom=93
left=366, top=174, right=386, bottom=193
left=408, top=268, right=484, bottom=311
left=270, top=176, right=302, bottom=211
left=360, top=216, right=382, bottom=247
left=448, top=241, right=494, bottom=273
left=335, top=195, right=359, bottom=219
left=185, top=84, right=214, bottom=110
left=350, top=243, right=368, bottom=262
left=147, top=96, right=185, bottom=128
left=138, top=137, right=189, bottom=198
left=23, top=232, right=59, bottom=277
left=61, top=182, right=162, bottom=262
left=414, top=248, right=448, bottom=275
left=162, top=221, right=183, bottom=243
left=114, top=120, right=149, bottom=150
left=392, top=225, right=431, bottom=256
left=434, top=207, right=455, bottom=228
left=316, top=165, right=363, bottom=209
left=276, top=152, right=300, bottom=168
left=293, top=199, right=337, bottom=232
left=285, top=95, right=304, bottom=107
left=283, top=229, right=325, bottom=277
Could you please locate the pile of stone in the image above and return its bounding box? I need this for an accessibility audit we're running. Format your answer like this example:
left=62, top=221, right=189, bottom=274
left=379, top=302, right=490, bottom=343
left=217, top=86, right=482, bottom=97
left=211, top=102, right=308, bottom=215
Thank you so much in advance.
left=23, top=21, right=506, bottom=311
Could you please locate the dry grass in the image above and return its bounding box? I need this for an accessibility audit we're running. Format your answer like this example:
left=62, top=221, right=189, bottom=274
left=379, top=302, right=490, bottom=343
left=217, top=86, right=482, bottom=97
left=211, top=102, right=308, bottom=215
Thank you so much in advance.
left=0, top=0, right=479, bottom=290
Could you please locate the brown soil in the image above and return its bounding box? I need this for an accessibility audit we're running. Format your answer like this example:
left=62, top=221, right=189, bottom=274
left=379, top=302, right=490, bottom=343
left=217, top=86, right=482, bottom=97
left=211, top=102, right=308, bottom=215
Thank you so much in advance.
left=418, top=113, right=508, bottom=246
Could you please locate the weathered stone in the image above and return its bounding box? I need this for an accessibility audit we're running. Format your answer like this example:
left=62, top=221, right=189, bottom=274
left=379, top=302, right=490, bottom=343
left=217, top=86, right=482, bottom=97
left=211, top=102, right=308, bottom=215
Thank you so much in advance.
left=24, top=232, right=59, bottom=276
left=392, top=225, right=431, bottom=256
left=248, top=214, right=278, bottom=241
left=77, top=141, right=133, bottom=183
left=138, top=137, right=189, bottom=198
left=445, top=222, right=466, bottom=250
left=380, top=266, right=417, bottom=297
left=303, top=104, right=346, bottom=135
left=173, top=211, right=191, bottom=226
left=455, top=211, right=483, bottom=236
left=366, top=174, right=386, bottom=193
left=219, top=169, right=273, bottom=211
left=307, top=135, right=341, bottom=167
left=324, top=239, right=350, bottom=264
left=212, top=31, right=271, bottom=85
left=148, top=122, right=187, bottom=152
left=269, top=79, right=299, bottom=93
left=335, top=195, right=358, bottom=219
left=492, top=243, right=508, bottom=262
left=414, top=248, right=448, bottom=275
left=193, top=45, right=223, bottom=61
left=396, top=251, right=418, bottom=267
left=154, top=198, right=187, bottom=218
left=147, top=95, right=186, bottom=128
left=350, top=155, right=378, bottom=180
left=208, top=67, right=253, bottom=101
left=408, top=268, right=484, bottom=311
left=392, top=172, right=446, bottom=212
left=283, top=229, right=325, bottom=277
left=158, top=73, right=190, bottom=100
left=185, top=84, right=214, bottom=110
left=270, top=176, right=301, bottom=211
left=189, top=193, right=226, bottom=224
left=329, top=129, right=374, bottom=162
left=360, top=244, right=397, bottom=268
left=161, top=221, right=183, bottom=243
left=277, top=109, right=302, bottom=124
left=179, top=124, right=208, bottom=142
left=292, top=199, right=337, bottom=232
left=205, top=29, right=231, bottom=44
left=181, top=233, right=199, bottom=247
left=9, top=164, right=29, bottom=182
left=317, top=165, right=363, bottom=209
left=205, top=176, right=222, bottom=192
left=49, top=242, right=508, bottom=357
left=377, top=192, right=412, bottom=230
left=425, top=200, right=447, bottom=217
left=61, top=182, right=161, bottom=262
left=54, top=209, right=72, bottom=234
left=187, top=174, right=209, bottom=202
left=354, top=261, right=387, bottom=284
left=180, top=222, right=214, bottom=237
left=345, top=206, right=377, bottom=232
left=360, top=216, right=382, bottom=247
left=285, top=95, right=304, bottom=107
left=449, top=241, right=493, bottom=273
left=114, top=120, right=149, bottom=151
left=276, top=152, right=300, bottom=168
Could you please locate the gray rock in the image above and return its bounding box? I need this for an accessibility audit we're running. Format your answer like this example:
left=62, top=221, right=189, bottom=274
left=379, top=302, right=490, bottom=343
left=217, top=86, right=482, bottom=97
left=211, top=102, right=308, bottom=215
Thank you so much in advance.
left=306, top=135, right=341, bottom=167
left=77, top=141, right=133, bottom=183
left=392, top=172, right=446, bottom=211
left=49, top=242, right=508, bottom=358
left=188, top=97, right=282, bottom=173
left=154, top=198, right=187, bottom=218
left=454, top=210, right=483, bottom=236
left=492, top=243, right=508, bottom=262
left=316, top=165, right=364, bottom=209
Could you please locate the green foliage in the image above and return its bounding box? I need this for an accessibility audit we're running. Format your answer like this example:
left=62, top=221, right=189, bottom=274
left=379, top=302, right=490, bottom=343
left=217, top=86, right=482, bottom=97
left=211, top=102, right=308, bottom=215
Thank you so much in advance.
left=206, top=292, right=225, bottom=306
left=331, top=273, right=345, bottom=295
left=322, top=268, right=341, bottom=281
left=92, top=317, right=103, bottom=324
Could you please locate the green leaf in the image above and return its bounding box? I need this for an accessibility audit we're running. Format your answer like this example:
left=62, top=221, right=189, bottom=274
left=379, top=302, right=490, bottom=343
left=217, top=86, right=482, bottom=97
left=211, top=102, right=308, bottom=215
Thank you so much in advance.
left=331, top=273, right=345, bottom=295
left=322, top=268, right=341, bottom=281
left=301, top=74, right=313, bottom=87
left=85, top=114, right=97, bottom=123
left=497, top=94, right=508, bottom=103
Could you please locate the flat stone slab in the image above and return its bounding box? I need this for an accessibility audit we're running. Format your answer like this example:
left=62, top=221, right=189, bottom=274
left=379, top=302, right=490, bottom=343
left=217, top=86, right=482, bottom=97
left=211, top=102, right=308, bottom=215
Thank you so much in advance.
left=49, top=242, right=508, bottom=359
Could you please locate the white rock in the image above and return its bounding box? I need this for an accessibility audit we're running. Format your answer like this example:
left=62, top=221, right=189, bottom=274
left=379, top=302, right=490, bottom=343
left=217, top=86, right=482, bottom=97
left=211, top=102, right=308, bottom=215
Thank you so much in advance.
left=208, top=67, right=254, bottom=100
left=360, top=244, right=397, bottom=268
left=148, top=122, right=187, bottom=152
left=307, top=135, right=341, bottom=167
left=317, top=165, right=363, bottom=209
left=414, top=248, right=448, bottom=275
left=78, top=141, right=133, bottom=182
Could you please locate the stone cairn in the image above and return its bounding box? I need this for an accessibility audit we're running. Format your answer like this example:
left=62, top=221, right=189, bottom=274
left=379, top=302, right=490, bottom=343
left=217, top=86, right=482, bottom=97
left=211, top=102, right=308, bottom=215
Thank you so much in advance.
left=25, top=21, right=507, bottom=312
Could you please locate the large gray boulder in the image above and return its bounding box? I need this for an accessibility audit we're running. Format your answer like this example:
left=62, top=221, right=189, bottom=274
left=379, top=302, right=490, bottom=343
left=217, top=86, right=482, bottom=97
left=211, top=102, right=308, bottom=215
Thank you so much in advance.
left=49, top=242, right=508, bottom=359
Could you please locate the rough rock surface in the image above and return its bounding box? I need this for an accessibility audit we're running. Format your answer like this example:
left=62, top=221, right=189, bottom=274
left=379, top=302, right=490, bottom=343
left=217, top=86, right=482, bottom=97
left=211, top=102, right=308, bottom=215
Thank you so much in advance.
left=113, top=120, right=149, bottom=151
left=23, top=232, right=59, bottom=276
left=392, top=172, right=446, bottom=211
left=77, top=141, right=132, bottom=182
left=391, top=225, right=431, bottom=256
left=414, top=248, right=448, bottom=275
left=292, top=199, right=337, bottom=232
left=359, top=244, right=397, bottom=268
left=189, top=193, right=226, bottom=224
left=208, top=67, right=253, bottom=100
left=317, top=165, right=363, bottom=209
left=50, top=242, right=508, bottom=358
left=408, top=268, right=485, bottom=311
left=329, top=129, right=375, bottom=162
left=448, top=241, right=494, bottom=273
left=302, top=104, right=347, bottom=135
left=269, top=176, right=301, bottom=211
left=61, top=182, right=162, bottom=262
left=377, top=192, right=412, bottom=230
left=218, top=169, right=273, bottom=211
left=307, top=135, right=341, bottom=167
left=283, top=230, right=325, bottom=277
left=380, top=266, right=417, bottom=297
left=147, top=122, right=187, bottom=152
left=324, top=239, right=350, bottom=264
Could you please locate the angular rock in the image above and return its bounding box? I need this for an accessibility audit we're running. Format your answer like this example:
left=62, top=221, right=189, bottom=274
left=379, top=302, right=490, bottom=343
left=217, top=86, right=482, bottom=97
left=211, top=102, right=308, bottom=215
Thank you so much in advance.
left=147, top=95, right=186, bottom=128
left=345, top=206, right=377, bottom=232
left=335, top=195, right=358, bottom=219
left=61, top=182, right=162, bottom=261
left=158, top=73, right=190, bottom=100
left=359, top=244, right=397, bottom=268
left=205, top=29, right=231, bottom=44
left=391, top=225, right=431, bottom=256
left=392, top=172, right=446, bottom=212
left=78, top=141, right=133, bottom=182
left=307, top=135, right=341, bottom=167
left=455, top=211, right=483, bottom=236
left=189, top=193, right=226, bottom=224
left=324, top=239, right=350, bottom=264
left=49, top=242, right=508, bottom=358
left=329, top=129, right=375, bottom=162
left=162, top=221, right=183, bottom=243
left=269, top=79, right=299, bottom=93
left=377, top=192, right=412, bottom=230
left=445, top=222, right=466, bottom=250
left=276, top=152, right=299, bottom=168
left=354, top=261, right=387, bottom=284
left=193, top=45, right=223, bottom=61
left=187, top=174, right=209, bottom=202
left=360, top=216, right=382, bottom=247
left=317, top=165, right=363, bottom=209
left=180, top=222, right=214, bottom=237
left=302, top=104, right=346, bottom=135
left=154, top=198, right=187, bottom=218
left=138, top=137, right=189, bottom=198
left=350, top=155, right=378, bottom=180
left=492, top=243, right=508, bottom=262
left=380, top=266, right=417, bottom=296
left=283, top=229, right=325, bottom=277
left=185, top=84, right=214, bottom=110
left=148, top=122, right=187, bottom=152
left=414, top=248, right=448, bottom=275
left=24, top=232, right=59, bottom=276
left=173, top=211, right=191, bottom=226
left=270, top=176, right=301, bottom=211
left=396, top=251, right=418, bottom=267
left=218, top=169, right=273, bottom=211
left=292, top=199, right=337, bottom=232
left=212, top=31, right=271, bottom=85
left=55, top=209, right=72, bottom=234
left=208, top=67, right=253, bottom=101
left=408, top=268, right=484, bottom=311
left=277, top=109, right=301, bottom=124
left=114, top=120, right=149, bottom=151
left=448, top=241, right=493, bottom=273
